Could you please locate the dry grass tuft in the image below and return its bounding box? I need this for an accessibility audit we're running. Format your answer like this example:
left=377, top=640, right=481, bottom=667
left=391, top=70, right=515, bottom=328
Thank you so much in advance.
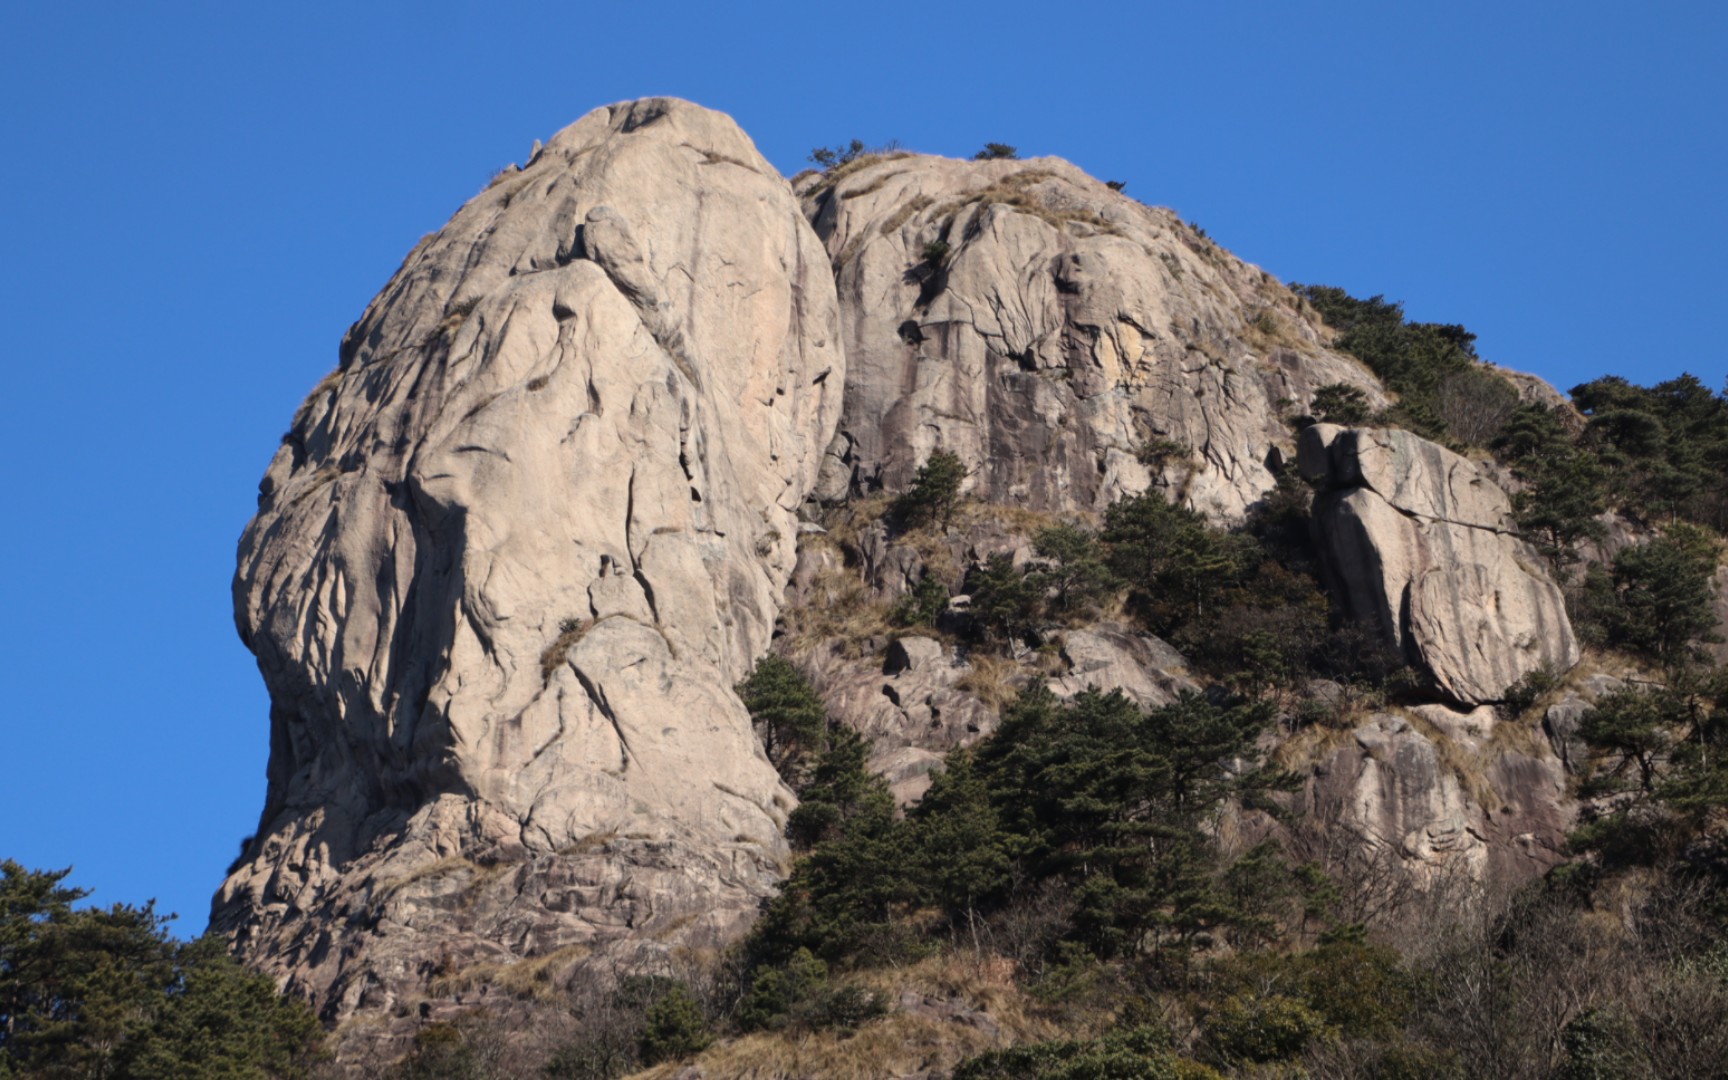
left=558, top=830, right=618, bottom=857
left=540, top=619, right=593, bottom=683
left=779, top=557, right=894, bottom=660
left=878, top=194, right=935, bottom=236
left=932, top=170, right=1121, bottom=237
left=1402, top=709, right=1504, bottom=813
left=374, top=856, right=481, bottom=905
left=957, top=651, right=1021, bottom=713
left=626, top=952, right=1069, bottom=1080
left=807, top=152, right=914, bottom=196
left=1272, top=716, right=1361, bottom=773
left=430, top=944, right=592, bottom=1002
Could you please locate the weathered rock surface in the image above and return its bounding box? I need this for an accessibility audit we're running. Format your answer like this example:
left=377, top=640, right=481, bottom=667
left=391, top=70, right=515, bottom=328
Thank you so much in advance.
left=215, top=99, right=844, bottom=1019
left=1303, top=425, right=1579, bottom=704
left=1301, top=711, right=1573, bottom=887
left=799, top=154, right=1387, bottom=520
left=220, top=98, right=1602, bottom=1052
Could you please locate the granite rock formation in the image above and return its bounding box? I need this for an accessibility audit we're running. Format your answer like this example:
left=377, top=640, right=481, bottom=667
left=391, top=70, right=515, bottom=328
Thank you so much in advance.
left=214, top=98, right=843, bottom=1019
left=1301, top=424, right=1580, bottom=704
left=220, top=100, right=1594, bottom=1035
left=799, top=153, right=1386, bottom=520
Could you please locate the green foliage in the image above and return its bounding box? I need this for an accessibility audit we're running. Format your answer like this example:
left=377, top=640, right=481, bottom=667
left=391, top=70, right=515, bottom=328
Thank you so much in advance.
left=952, top=1024, right=1218, bottom=1080
left=735, top=948, right=887, bottom=1034
left=389, top=1022, right=486, bottom=1080
left=973, top=143, right=1019, bottom=160
left=1572, top=674, right=1728, bottom=878
left=124, top=936, right=323, bottom=1080
left=1572, top=373, right=1728, bottom=529
left=893, top=450, right=968, bottom=529
left=750, top=730, right=914, bottom=965
left=638, top=985, right=710, bottom=1064
left=783, top=725, right=897, bottom=851
left=908, top=752, right=1014, bottom=917
left=1295, top=284, right=1516, bottom=445
left=892, top=573, right=950, bottom=628
left=967, top=553, right=1043, bottom=645
left=1579, top=525, right=1721, bottom=668
left=921, top=238, right=952, bottom=265
left=1556, top=1006, right=1652, bottom=1080
left=1494, top=405, right=1611, bottom=567
left=0, top=860, right=322, bottom=1080
left=1580, top=687, right=1678, bottom=794
left=1171, top=561, right=1330, bottom=692
left=1307, top=382, right=1371, bottom=425
left=737, top=654, right=829, bottom=783
left=1204, top=992, right=1334, bottom=1065
left=737, top=948, right=829, bottom=1032
left=745, top=682, right=1288, bottom=984
left=1031, top=523, right=1118, bottom=617
left=1099, top=492, right=1253, bottom=636
left=1501, top=666, right=1560, bottom=718
left=808, top=139, right=866, bottom=170
left=963, top=686, right=1286, bottom=959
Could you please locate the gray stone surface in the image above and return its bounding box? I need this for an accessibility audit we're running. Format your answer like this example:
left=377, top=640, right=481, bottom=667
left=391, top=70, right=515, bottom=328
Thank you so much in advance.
left=799, top=154, right=1387, bottom=520
left=1307, top=426, right=1580, bottom=704
left=215, top=98, right=844, bottom=1018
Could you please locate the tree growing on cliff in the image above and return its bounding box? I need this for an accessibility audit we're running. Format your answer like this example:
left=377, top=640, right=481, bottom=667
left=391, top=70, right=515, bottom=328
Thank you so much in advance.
left=737, top=654, right=828, bottom=784
left=1593, top=524, right=1722, bottom=669
left=894, top=450, right=968, bottom=529
left=1099, top=492, right=1252, bottom=634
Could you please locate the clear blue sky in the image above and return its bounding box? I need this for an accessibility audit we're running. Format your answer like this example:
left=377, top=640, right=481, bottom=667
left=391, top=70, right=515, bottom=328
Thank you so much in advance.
left=2, top=1, right=1723, bottom=933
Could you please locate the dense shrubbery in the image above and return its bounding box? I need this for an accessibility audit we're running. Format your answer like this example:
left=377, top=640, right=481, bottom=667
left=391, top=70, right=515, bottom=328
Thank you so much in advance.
left=1574, top=524, right=1723, bottom=667
left=739, top=675, right=1300, bottom=988
left=0, top=861, right=322, bottom=1079
left=1571, top=373, right=1728, bottom=531
left=1294, top=285, right=1519, bottom=445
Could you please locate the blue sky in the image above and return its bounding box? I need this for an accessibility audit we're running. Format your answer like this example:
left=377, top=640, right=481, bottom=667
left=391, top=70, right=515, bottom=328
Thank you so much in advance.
left=2, top=1, right=1723, bottom=932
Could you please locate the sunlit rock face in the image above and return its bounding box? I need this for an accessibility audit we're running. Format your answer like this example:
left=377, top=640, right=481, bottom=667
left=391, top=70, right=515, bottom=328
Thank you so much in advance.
left=800, top=154, right=1385, bottom=521
left=214, top=98, right=844, bottom=1018
left=1301, top=423, right=1580, bottom=704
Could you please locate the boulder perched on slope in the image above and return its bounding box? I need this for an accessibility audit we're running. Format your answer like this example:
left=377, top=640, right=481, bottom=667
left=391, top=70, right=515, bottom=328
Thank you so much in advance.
left=1301, top=424, right=1579, bottom=703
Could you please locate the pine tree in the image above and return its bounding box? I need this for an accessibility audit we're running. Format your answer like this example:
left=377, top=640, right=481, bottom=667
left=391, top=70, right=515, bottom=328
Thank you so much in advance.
left=736, top=655, right=828, bottom=783
left=894, top=450, right=968, bottom=529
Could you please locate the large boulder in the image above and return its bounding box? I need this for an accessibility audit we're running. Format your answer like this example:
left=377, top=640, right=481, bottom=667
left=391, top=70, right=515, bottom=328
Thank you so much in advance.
left=214, top=99, right=845, bottom=1019
left=1302, top=425, right=1579, bottom=704
left=799, top=154, right=1386, bottom=520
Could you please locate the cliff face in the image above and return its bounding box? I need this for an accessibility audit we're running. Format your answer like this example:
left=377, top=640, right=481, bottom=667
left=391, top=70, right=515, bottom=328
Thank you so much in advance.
left=799, top=153, right=1384, bottom=520
left=215, top=99, right=843, bottom=1017
left=219, top=100, right=1589, bottom=1026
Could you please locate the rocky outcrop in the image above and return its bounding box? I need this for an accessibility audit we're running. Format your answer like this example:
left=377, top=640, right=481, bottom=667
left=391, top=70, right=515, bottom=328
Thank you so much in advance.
left=1302, top=424, right=1579, bottom=704
left=215, top=99, right=844, bottom=1019
left=1302, top=709, right=1573, bottom=887
left=799, top=155, right=1386, bottom=520
left=220, top=98, right=1601, bottom=1045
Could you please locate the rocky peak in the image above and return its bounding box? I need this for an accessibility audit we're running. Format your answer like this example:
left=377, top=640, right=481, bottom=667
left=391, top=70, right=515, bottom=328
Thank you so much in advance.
left=799, top=152, right=1386, bottom=520
left=217, top=98, right=843, bottom=1019
left=218, top=101, right=1591, bottom=1042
